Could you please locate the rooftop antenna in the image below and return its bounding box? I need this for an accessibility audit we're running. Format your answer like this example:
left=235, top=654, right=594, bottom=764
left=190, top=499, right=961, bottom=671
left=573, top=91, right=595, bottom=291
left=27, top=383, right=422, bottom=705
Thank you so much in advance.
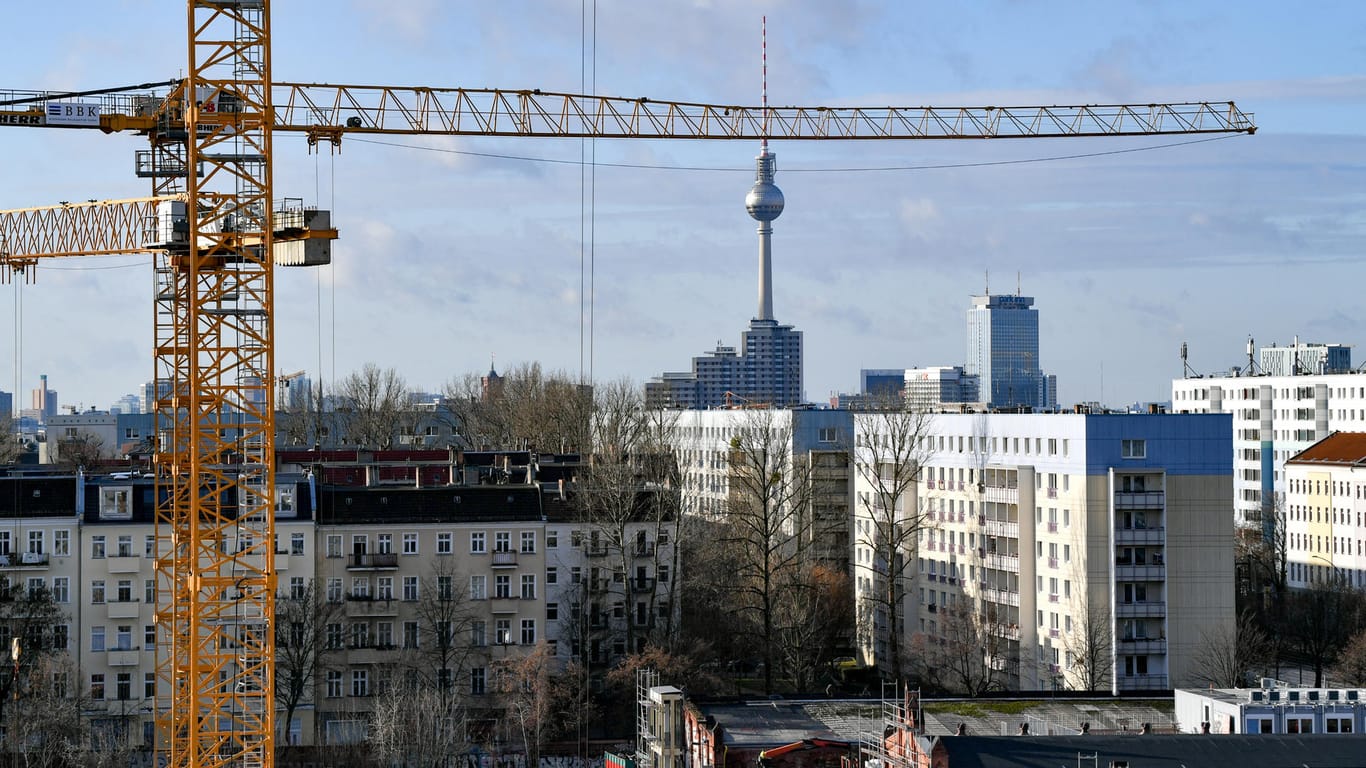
left=1243, top=336, right=1260, bottom=376
left=1016, top=271, right=1021, bottom=296
left=745, top=14, right=784, bottom=322
left=761, top=14, right=769, bottom=149
left=984, top=270, right=989, bottom=296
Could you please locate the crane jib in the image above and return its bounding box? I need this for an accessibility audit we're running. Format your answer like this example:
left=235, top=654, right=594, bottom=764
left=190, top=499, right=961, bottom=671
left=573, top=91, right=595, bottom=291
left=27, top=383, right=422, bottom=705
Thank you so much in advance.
left=0, top=102, right=100, bottom=127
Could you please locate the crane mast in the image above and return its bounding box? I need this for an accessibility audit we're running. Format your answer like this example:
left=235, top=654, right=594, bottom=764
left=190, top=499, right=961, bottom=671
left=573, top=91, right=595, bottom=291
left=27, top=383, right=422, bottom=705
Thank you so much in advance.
left=0, top=4, right=1256, bottom=768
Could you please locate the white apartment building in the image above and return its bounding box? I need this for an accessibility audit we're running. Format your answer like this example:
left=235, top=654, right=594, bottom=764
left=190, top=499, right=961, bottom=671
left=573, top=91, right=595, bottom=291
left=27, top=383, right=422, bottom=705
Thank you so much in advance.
left=1172, top=370, right=1366, bottom=528
left=854, top=412, right=1235, bottom=693
left=667, top=408, right=854, bottom=567
left=1283, top=432, right=1366, bottom=590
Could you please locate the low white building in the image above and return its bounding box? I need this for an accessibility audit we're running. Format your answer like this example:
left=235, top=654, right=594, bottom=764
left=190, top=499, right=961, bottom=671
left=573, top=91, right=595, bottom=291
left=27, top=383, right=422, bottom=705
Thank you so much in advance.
left=1176, top=683, right=1366, bottom=734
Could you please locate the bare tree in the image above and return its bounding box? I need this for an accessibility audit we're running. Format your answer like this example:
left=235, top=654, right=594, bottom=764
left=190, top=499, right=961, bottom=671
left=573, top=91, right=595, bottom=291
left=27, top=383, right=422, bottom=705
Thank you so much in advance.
left=277, top=380, right=327, bottom=448
left=921, top=603, right=1014, bottom=695
left=492, top=642, right=570, bottom=765
left=56, top=432, right=105, bottom=470
left=335, top=363, right=415, bottom=449
left=0, top=413, right=22, bottom=464
left=1285, top=574, right=1365, bottom=687
left=412, top=559, right=481, bottom=706
left=370, top=677, right=469, bottom=768
left=10, top=656, right=82, bottom=768
left=772, top=563, right=854, bottom=691
left=1190, top=610, right=1270, bottom=688
left=1332, top=626, right=1366, bottom=686
left=1064, top=596, right=1113, bottom=692
left=275, top=579, right=343, bottom=745
left=576, top=379, right=682, bottom=656
left=852, top=400, right=934, bottom=683
left=442, top=363, right=592, bottom=452
left=722, top=409, right=816, bottom=694
left=0, top=581, right=67, bottom=736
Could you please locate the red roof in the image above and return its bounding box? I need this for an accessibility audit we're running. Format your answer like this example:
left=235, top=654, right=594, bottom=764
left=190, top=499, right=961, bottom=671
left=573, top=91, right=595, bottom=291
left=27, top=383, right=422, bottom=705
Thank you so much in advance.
left=1288, top=432, right=1366, bottom=466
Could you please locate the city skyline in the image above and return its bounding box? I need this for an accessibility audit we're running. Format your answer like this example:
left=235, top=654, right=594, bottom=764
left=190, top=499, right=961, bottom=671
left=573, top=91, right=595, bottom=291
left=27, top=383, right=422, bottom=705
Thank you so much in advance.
left=0, top=2, right=1362, bottom=410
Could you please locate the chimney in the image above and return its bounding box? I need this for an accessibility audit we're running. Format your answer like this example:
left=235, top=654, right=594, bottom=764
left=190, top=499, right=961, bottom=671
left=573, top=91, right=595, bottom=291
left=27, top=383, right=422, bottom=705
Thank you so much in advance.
left=364, top=465, right=376, bottom=487
left=558, top=478, right=566, bottom=502
left=414, top=466, right=421, bottom=489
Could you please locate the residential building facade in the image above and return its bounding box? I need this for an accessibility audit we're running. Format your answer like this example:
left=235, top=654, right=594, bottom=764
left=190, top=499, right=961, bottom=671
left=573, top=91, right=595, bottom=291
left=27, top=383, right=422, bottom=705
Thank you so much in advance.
left=853, top=412, right=1234, bottom=692
left=1283, top=432, right=1366, bottom=589
left=1171, top=369, right=1366, bottom=529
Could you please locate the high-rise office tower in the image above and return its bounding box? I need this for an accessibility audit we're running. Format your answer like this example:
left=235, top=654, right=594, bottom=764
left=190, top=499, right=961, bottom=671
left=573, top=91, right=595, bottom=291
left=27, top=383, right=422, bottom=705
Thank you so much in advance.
left=966, top=294, right=1044, bottom=410
left=29, top=374, right=56, bottom=424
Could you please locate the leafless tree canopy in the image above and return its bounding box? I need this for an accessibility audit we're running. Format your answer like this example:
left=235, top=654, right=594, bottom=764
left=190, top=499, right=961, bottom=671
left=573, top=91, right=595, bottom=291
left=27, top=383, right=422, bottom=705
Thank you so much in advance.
left=852, top=401, right=935, bottom=683
left=442, top=363, right=592, bottom=452
left=1190, top=610, right=1270, bottom=689
left=914, top=603, right=1015, bottom=695
left=0, top=413, right=22, bottom=464
left=336, top=363, right=415, bottom=449
left=720, top=409, right=817, bottom=694
left=275, top=579, right=344, bottom=744
left=1064, top=596, right=1114, bottom=692
left=56, top=432, right=105, bottom=470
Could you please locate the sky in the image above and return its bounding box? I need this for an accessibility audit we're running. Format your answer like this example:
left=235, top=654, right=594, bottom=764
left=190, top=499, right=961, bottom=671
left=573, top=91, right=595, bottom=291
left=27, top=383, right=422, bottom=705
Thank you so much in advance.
left=1, top=1, right=1364, bottom=412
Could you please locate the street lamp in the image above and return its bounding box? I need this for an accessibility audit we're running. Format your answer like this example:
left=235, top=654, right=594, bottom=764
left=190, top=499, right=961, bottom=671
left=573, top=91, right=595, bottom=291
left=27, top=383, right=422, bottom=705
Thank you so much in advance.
left=1309, top=554, right=1338, bottom=586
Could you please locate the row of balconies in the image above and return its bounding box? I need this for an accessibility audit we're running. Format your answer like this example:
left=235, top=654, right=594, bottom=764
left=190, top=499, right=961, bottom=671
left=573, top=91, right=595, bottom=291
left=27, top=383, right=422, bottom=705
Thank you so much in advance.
left=1114, top=563, right=1166, bottom=581
left=584, top=543, right=659, bottom=559
left=1115, top=490, right=1165, bottom=510
left=1117, top=637, right=1168, bottom=654
left=1114, top=527, right=1165, bottom=545
left=1115, top=600, right=1167, bottom=618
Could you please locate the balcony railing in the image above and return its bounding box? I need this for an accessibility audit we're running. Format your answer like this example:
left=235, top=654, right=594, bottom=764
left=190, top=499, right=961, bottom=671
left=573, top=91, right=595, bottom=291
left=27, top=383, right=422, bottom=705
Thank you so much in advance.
left=1115, top=600, right=1167, bottom=618
left=1118, top=637, right=1168, bottom=655
left=984, top=519, right=1019, bottom=539
left=107, top=649, right=141, bottom=667
left=981, top=588, right=1020, bottom=607
left=1047, top=488, right=1058, bottom=499
left=107, top=555, right=142, bottom=574
left=585, top=544, right=609, bottom=558
left=1116, top=673, right=1169, bottom=690
left=1046, top=521, right=1058, bottom=533
left=1115, top=491, right=1165, bottom=510
left=629, top=577, right=657, bottom=592
left=107, top=599, right=142, bottom=619
left=0, top=552, right=49, bottom=569
left=490, top=597, right=520, bottom=614
left=984, top=552, right=1020, bottom=572
left=1048, top=557, right=1059, bottom=569
left=1114, top=527, right=1165, bottom=545
left=1115, top=564, right=1166, bottom=581
left=491, top=551, right=518, bottom=568
left=634, top=542, right=656, bottom=557
left=348, top=553, right=399, bottom=569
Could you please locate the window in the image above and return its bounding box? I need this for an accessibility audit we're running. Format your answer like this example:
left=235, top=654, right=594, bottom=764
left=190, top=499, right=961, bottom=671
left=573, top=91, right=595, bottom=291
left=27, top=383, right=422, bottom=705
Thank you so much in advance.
left=521, top=619, right=536, bottom=645
left=116, top=672, right=131, bottom=700
left=376, top=534, right=392, bottom=554
left=470, top=667, right=486, bottom=695
left=546, top=567, right=558, bottom=585
left=436, top=532, right=452, bottom=555
left=376, top=622, right=393, bottom=648
left=91, top=626, right=106, bottom=652
left=116, top=580, right=132, bottom=602
left=437, top=576, right=453, bottom=600
left=144, top=672, right=156, bottom=699
left=1121, top=439, right=1146, bottom=459
left=659, top=564, right=671, bottom=584
left=325, top=670, right=342, bottom=698
left=90, top=674, right=105, bottom=701
left=145, top=625, right=156, bottom=648
left=469, top=575, right=486, bottom=600
left=470, top=532, right=486, bottom=554
left=495, top=620, right=512, bottom=645
left=116, top=535, right=132, bottom=557
left=546, top=530, right=558, bottom=548
left=351, top=669, right=368, bottom=697
left=819, top=427, right=838, bottom=443
left=351, top=623, right=369, bottom=649
left=402, top=533, right=418, bottom=555
left=402, top=621, right=419, bottom=649
left=53, top=530, right=69, bottom=557
left=91, top=580, right=106, bottom=605
left=376, top=577, right=394, bottom=601
left=91, top=536, right=106, bottom=559
left=326, top=578, right=343, bottom=603
left=290, top=533, right=305, bottom=555
left=1287, top=717, right=1314, bottom=734
left=547, top=603, right=558, bottom=621
left=495, top=575, right=511, bottom=599
left=402, top=576, right=419, bottom=602
left=350, top=577, right=369, bottom=599
left=1327, top=716, right=1354, bottom=733
left=494, top=532, right=511, bottom=553
left=521, top=574, right=536, bottom=600
left=52, top=624, right=68, bottom=651
left=471, top=621, right=487, bottom=647
left=100, top=489, right=132, bottom=519
left=326, top=535, right=342, bottom=558
left=27, top=531, right=42, bottom=555
left=52, top=577, right=69, bottom=603
left=521, top=531, right=536, bottom=553
left=290, top=577, right=306, bottom=600
left=325, top=623, right=343, bottom=650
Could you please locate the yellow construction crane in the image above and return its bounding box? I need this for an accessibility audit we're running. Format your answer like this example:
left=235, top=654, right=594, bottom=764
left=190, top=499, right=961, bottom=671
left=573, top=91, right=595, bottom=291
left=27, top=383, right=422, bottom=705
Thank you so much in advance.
left=0, top=4, right=1255, bottom=768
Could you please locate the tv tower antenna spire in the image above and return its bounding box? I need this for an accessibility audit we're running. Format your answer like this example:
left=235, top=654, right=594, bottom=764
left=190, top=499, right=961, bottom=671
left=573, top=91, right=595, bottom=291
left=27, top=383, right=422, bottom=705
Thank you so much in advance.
left=746, top=15, right=784, bottom=321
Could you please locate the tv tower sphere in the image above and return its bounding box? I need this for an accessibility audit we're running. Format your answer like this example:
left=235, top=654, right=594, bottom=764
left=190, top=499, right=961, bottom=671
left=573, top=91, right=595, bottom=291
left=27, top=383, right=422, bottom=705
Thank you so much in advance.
left=745, top=150, right=785, bottom=222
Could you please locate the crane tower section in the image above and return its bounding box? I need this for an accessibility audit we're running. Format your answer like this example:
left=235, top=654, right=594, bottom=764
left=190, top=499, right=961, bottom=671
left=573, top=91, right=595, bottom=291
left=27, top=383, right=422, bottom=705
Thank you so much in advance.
left=153, top=4, right=276, bottom=768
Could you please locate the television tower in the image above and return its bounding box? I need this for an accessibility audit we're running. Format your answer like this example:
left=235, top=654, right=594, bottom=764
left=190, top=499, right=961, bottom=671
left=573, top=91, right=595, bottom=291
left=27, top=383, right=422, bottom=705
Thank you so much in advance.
left=745, top=15, right=784, bottom=322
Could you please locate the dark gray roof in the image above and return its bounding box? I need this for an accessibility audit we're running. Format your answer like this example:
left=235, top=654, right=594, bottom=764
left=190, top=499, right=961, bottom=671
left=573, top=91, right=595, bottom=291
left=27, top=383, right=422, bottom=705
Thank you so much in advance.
left=935, top=734, right=1366, bottom=767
